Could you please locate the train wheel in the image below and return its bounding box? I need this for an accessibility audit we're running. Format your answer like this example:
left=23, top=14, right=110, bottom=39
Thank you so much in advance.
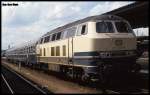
left=66, top=68, right=73, bottom=78
left=81, top=74, right=89, bottom=82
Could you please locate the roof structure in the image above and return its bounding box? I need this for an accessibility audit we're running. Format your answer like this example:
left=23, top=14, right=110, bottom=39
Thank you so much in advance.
left=44, top=15, right=124, bottom=36
left=103, top=1, right=148, bottom=29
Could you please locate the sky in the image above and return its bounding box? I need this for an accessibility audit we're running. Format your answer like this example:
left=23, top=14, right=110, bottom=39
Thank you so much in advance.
left=2, top=1, right=148, bottom=50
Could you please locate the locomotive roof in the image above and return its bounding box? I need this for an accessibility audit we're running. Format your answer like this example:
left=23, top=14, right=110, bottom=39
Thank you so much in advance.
left=43, top=14, right=124, bottom=36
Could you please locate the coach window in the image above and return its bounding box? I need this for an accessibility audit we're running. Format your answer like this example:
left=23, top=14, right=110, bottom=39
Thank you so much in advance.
left=52, top=34, right=56, bottom=41
left=32, top=46, right=34, bottom=53
left=31, top=47, right=33, bottom=53
left=44, top=36, right=46, bottom=43
left=47, top=36, right=50, bottom=42
left=30, top=47, right=31, bottom=53
left=43, top=48, right=46, bottom=56
left=29, top=47, right=31, bottom=53
left=27, top=47, right=29, bottom=53
left=33, top=47, right=35, bottom=52
left=40, top=38, right=44, bottom=44
left=56, top=32, right=61, bottom=40
left=29, top=47, right=30, bottom=53
left=40, top=49, right=42, bottom=56
left=51, top=47, right=55, bottom=56
left=62, top=45, right=66, bottom=56
left=28, top=47, right=30, bottom=53
left=44, top=36, right=50, bottom=43
left=26, top=48, right=28, bottom=53
left=28, top=48, right=30, bottom=53
left=56, top=46, right=60, bottom=56
left=24, top=48, right=26, bottom=53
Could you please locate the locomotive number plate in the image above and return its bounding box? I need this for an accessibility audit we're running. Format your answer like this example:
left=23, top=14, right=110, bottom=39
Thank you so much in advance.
left=115, top=39, right=123, bottom=46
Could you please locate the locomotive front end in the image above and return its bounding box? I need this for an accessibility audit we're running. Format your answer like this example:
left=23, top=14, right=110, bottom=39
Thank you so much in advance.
left=80, top=17, right=141, bottom=82
left=95, top=21, right=137, bottom=59
left=91, top=19, right=141, bottom=82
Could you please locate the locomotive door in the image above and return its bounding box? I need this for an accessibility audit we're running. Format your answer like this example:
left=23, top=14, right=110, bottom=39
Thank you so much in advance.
left=68, top=37, right=74, bottom=65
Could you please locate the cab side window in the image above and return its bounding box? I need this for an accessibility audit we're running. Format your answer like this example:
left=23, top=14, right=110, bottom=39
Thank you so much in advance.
left=77, top=24, right=87, bottom=36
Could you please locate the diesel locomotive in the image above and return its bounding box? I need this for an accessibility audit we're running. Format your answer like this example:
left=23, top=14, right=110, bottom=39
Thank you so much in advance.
left=5, top=15, right=141, bottom=82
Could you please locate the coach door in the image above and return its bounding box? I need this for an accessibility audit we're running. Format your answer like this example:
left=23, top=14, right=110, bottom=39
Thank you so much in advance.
left=67, top=27, right=77, bottom=64
left=68, top=37, right=73, bottom=64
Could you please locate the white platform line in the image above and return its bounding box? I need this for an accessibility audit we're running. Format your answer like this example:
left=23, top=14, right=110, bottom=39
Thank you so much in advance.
left=4, top=66, right=47, bottom=94
left=2, top=74, right=14, bottom=94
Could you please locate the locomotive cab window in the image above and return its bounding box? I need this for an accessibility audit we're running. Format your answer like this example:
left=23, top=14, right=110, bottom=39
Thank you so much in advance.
left=77, top=24, right=87, bottom=36
left=96, top=22, right=114, bottom=33
left=115, top=21, right=132, bottom=33
left=81, top=25, right=86, bottom=35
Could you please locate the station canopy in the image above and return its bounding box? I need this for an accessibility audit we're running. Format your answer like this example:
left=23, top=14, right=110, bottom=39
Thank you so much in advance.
left=103, top=1, right=148, bottom=29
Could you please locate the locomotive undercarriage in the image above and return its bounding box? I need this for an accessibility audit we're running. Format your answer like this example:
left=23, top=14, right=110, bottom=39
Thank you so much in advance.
left=6, top=56, right=141, bottom=84
left=59, top=57, right=142, bottom=83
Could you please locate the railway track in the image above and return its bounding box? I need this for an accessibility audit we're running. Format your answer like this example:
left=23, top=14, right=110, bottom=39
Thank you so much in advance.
left=42, top=63, right=149, bottom=94
left=75, top=73, right=148, bottom=94
left=2, top=60, right=149, bottom=94
left=1, top=74, right=13, bottom=94
left=1, top=65, right=50, bottom=94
